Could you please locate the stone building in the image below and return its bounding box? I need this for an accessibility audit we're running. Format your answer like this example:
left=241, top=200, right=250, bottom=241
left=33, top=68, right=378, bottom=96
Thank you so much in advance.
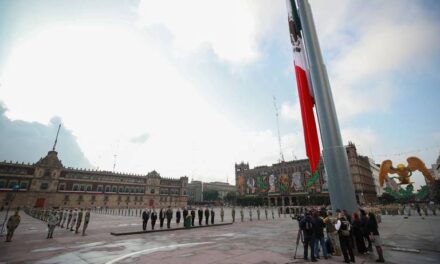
left=235, top=142, right=378, bottom=206
left=0, top=149, right=188, bottom=209
left=187, top=180, right=236, bottom=204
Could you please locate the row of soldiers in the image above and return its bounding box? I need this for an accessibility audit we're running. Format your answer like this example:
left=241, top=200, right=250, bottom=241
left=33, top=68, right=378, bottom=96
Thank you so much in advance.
left=378, top=202, right=437, bottom=217
left=26, top=207, right=91, bottom=238
left=137, top=206, right=300, bottom=231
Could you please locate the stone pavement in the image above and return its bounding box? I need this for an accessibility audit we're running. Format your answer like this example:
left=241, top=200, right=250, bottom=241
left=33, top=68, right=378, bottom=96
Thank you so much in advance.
left=0, top=208, right=439, bottom=264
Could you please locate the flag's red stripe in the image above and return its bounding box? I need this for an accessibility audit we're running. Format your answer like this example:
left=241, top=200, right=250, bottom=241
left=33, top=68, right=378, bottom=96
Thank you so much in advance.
left=294, top=65, right=320, bottom=173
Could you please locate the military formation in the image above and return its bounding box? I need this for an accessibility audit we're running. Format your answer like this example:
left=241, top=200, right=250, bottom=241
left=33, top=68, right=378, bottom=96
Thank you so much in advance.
left=24, top=207, right=91, bottom=239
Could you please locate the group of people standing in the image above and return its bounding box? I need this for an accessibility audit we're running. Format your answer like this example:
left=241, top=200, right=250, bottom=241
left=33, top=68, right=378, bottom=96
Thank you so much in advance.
left=26, top=207, right=91, bottom=239
left=141, top=206, right=222, bottom=231
left=299, top=208, right=385, bottom=263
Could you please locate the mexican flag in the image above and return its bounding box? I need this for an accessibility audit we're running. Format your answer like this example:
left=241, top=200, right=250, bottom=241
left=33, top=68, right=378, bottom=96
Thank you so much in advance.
left=286, top=0, right=320, bottom=173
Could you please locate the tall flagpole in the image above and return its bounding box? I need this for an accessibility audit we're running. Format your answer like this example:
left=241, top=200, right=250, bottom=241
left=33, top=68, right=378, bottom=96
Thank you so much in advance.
left=296, top=0, right=358, bottom=213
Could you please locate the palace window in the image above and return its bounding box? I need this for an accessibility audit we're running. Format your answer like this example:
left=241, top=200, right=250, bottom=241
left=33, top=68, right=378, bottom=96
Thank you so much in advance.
left=40, top=182, right=48, bottom=190
left=73, top=184, right=79, bottom=191
left=97, top=185, right=103, bottom=192
left=58, top=183, right=66, bottom=191
left=125, top=186, right=130, bottom=193
left=0, top=180, right=5, bottom=188
left=80, top=185, right=85, bottom=191
left=140, top=188, right=145, bottom=194
left=150, top=188, right=155, bottom=194
left=86, top=185, right=92, bottom=192
left=112, top=186, right=117, bottom=193
left=118, top=186, right=124, bottom=193
left=19, top=181, right=29, bottom=190
left=105, top=186, right=111, bottom=192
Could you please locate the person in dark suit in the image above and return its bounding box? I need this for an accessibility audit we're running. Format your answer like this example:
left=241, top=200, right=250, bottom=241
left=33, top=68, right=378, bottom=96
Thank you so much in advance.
left=150, top=208, right=157, bottom=230
left=210, top=208, right=215, bottom=224
left=159, top=208, right=165, bottom=228
left=190, top=208, right=196, bottom=226
left=198, top=208, right=203, bottom=225
left=204, top=207, right=210, bottom=225
left=166, top=206, right=173, bottom=229
left=176, top=208, right=181, bottom=226
left=142, top=208, right=150, bottom=231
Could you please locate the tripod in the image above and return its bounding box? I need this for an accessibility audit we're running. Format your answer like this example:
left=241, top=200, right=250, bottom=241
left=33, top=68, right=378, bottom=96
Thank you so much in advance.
left=293, top=229, right=304, bottom=259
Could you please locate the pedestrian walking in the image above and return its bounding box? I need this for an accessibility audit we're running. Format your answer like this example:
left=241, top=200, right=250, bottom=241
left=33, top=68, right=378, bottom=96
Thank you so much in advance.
left=231, top=207, right=236, bottom=222
left=5, top=210, right=20, bottom=242
left=66, top=209, right=73, bottom=229
left=220, top=207, right=224, bottom=222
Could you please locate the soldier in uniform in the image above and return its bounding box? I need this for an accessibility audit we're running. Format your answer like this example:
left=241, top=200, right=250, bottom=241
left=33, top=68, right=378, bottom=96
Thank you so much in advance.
left=240, top=207, right=244, bottom=222
left=70, top=209, right=78, bottom=231
left=61, top=209, right=68, bottom=228
left=5, top=210, right=20, bottom=242
left=151, top=208, right=158, bottom=230
left=176, top=208, right=181, bottom=226
left=75, top=208, right=84, bottom=234
left=142, top=208, right=150, bottom=231
left=190, top=208, right=196, bottom=226
left=220, top=207, right=224, bottom=222
left=231, top=207, right=236, bottom=222
left=82, top=208, right=91, bottom=236
left=57, top=209, right=64, bottom=226
left=278, top=207, right=281, bottom=218
left=265, top=207, right=268, bottom=220
left=204, top=207, right=210, bottom=225
left=47, top=210, right=59, bottom=239
left=257, top=207, right=261, bottom=220
left=198, top=207, right=203, bottom=225
left=159, top=208, right=165, bottom=228
left=271, top=207, right=275, bottom=219
left=66, top=209, right=72, bottom=229
left=249, top=207, right=253, bottom=221
left=210, top=207, right=215, bottom=224
left=166, top=206, right=173, bottom=229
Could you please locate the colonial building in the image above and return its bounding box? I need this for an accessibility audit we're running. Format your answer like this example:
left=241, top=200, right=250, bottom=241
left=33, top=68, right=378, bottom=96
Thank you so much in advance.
left=235, top=142, right=378, bottom=206
left=187, top=180, right=236, bottom=204
left=0, top=150, right=188, bottom=209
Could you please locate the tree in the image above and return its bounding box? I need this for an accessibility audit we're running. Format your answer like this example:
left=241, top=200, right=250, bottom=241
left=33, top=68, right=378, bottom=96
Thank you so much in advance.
left=203, top=190, right=219, bottom=201
left=378, top=193, right=396, bottom=204
left=224, top=191, right=237, bottom=204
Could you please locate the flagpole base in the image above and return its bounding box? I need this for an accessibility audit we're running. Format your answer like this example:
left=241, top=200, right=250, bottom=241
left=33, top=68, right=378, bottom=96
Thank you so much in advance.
left=322, top=146, right=358, bottom=213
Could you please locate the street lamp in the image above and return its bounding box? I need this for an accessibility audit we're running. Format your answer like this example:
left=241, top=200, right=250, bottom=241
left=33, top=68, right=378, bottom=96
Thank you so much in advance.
left=0, top=184, right=20, bottom=236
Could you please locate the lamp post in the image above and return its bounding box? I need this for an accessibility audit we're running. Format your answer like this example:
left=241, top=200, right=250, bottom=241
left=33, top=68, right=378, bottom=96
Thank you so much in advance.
left=0, top=184, right=20, bottom=236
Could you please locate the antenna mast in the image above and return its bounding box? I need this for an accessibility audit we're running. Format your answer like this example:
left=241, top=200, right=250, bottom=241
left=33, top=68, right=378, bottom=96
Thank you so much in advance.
left=52, top=124, right=61, bottom=151
left=273, top=96, right=285, bottom=162
left=113, top=154, right=117, bottom=172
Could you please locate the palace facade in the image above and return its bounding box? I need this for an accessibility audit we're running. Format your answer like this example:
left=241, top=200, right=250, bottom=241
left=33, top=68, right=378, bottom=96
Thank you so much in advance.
left=0, top=150, right=188, bottom=209
left=235, top=142, right=378, bottom=206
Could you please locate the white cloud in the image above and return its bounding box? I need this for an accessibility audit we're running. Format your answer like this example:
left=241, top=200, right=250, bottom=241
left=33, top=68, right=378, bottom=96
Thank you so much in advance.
left=280, top=101, right=301, bottom=123
left=0, top=23, right=292, bottom=183
left=341, top=127, right=378, bottom=157
left=309, top=0, right=440, bottom=121
left=137, top=0, right=285, bottom=64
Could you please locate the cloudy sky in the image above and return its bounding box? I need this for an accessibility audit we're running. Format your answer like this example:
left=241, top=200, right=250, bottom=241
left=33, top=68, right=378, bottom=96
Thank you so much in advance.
left=0, top=0, right=439, bottom=188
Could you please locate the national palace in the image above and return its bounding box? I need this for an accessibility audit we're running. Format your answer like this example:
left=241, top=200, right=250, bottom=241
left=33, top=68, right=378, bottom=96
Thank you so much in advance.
left=0, top=149, right=188, bottom=209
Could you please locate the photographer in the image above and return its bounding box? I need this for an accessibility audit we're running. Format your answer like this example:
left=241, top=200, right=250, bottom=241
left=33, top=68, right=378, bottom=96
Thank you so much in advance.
left=299, top=211, right=317, bottom=262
